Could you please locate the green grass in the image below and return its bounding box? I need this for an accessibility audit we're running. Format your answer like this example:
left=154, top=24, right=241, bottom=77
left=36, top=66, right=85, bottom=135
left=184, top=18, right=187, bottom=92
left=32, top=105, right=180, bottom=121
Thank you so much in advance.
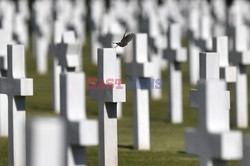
left=0, top=38, right=249, bottom=165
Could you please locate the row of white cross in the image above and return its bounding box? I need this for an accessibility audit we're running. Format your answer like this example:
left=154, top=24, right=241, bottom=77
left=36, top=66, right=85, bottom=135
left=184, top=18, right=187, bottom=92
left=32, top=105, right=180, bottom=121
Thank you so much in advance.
left=32, top=0, right=86, bottom=74
left=29, top=31, right=250, bottom=166
left=2, top=30, right=250, bottom=166
left=1, top=1, right=250, bottom=166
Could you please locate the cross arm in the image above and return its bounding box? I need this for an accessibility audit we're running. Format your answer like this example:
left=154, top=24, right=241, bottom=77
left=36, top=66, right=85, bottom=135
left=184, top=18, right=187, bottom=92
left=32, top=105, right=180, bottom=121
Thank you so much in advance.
left=209, top=131, right=242, bottom=160
left=15, top=78, right=33, bottom=96
left=229, top=51, right=250, bottom=65
left=191, top=81, right=230, bottom=111
left=125, top=62, right=154, bottom=78
left=89, top=83, right=126, bottom=103
left=163, top=48, right=187, bottom=62
left=67, top=120, right=98, bottom=146
left=186, top=129, right=242, bottom=160
left=195, top=39, right=207, bottom=51
left=0, top=77, right=33, bottom=96
left=220, top=66, right=237, bottom=83
left=57, top=42, right=80, bottom=71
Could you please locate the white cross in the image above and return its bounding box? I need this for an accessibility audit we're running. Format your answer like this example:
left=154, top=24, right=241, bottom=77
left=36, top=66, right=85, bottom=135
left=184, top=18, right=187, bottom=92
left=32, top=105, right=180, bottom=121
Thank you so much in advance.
left=186, top=52, right=242, bottom=166
left=90, top=0, right=105, bottom=65
left=52, top=31, right=78, bottom=113
left=212, top=36, right=236, bottom=83
left=191, top=14, right=213, bottom=85
left=0, top=29, right=14, bottom=137
left=0, top=1, right=15, bottom=48
left=57, top=31, right=97, bottom=165
left=51, top=20, right=66, bottom=113
left=13, top=12, right=29, bottom=47
left=187, top=8, right=200, bottom=85
left=163, top=23, right=187, bottom=124
left=60, top=71, right=98, bottom=166
left=150, top=54, right=163, bottom=100
left=98, top=31, right=124, bottom=119
left=229, top=24, right=250, bottom=128
left=69, top=0, right=86, bottom=45
left=211, top=0, right=226, bottom=36
left=90, top=48, right=126, bottom=165
left=0, top=44, right=33, bottom=166
left=57, top=31, right=80, bottom=73
left=126, top=33, right=153, bottom=150
left=32, top=0, right=52, bottom=74
left=143, top=5, right=165, bottom=100
left=0, top=29, right=14, bottom=70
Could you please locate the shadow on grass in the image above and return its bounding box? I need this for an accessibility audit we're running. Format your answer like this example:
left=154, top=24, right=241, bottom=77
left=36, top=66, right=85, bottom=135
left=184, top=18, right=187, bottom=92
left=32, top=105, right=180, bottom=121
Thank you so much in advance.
left=177, top=151, right=186, bottom=154
left=178, top=151, right=198, bottom=158
left=118, top=144, right=134, bottom=150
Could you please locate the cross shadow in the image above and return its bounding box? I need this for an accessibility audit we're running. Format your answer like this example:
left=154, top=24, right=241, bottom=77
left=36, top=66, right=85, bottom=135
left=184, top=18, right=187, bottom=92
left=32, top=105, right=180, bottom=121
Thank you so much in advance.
left=118, top=144, right=134, bottom=150
left=177, top=151, right=186, bottom=154
left=178, top=151, right=198, bottom=157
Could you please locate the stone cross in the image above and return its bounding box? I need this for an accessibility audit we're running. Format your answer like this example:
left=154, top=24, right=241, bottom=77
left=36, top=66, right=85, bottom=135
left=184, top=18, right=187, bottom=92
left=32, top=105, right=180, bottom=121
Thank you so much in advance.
left=51, top=30, right=74, bottom=113
left=52, top=31, right=77, bottom=113
left=229, top=24, right=250, bottom=128
left=212, top=36, right=236, bottom=83
left=57, top=31, right=81, bottom=72
left=101, top=18, right=126, bottom=118
left=211, top=0, right=226, bottom=36
left=196, top=14, right=213, bottom=51
left=53, top=20, right=66, bottom=44
left=187, top=8, right=200, bottom=85
left=90, top=0, right=105, bottom=65
left=150, top=53, right=163, bottom=100
left=69, top=0, right=86, bottom=46
left=60, top=71, right=98, bottom=165
left=13, top=12, right=28, bottom=47
left=32, top=0, right=52, bottom=74
left=97, top=30, right=123, bottom=118
left=191, top=14, right=213, bottom=85
left=27, top=117, right=66, bottom=166
left=51, top=21, right=65, bottom=113
left=90, top=48, right=126, bottom=165
left=143, top=5, right=166, bottom=100
left=186, top=52, right=242, bottom=166
left=0, top=29, right=14, bottom=137
left=163, top=23, right=187, bottom=124
left=126, top=34, right=153, bottom=150
left=0, top=1, right=15, bottom=46
left=0, top=44, right=33, bottom=166
left=58, top=31, right=98, bottom=165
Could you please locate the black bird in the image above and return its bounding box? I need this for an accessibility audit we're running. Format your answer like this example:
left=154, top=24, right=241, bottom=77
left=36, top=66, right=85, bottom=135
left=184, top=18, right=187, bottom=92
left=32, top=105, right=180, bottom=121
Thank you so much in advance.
left=113, top=30, right=134, bottom=48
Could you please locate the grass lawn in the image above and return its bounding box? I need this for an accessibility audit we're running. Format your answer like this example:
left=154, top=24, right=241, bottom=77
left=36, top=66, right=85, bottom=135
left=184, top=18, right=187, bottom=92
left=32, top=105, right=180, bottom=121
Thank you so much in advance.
left=0, top=38, right=249, bottom=165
